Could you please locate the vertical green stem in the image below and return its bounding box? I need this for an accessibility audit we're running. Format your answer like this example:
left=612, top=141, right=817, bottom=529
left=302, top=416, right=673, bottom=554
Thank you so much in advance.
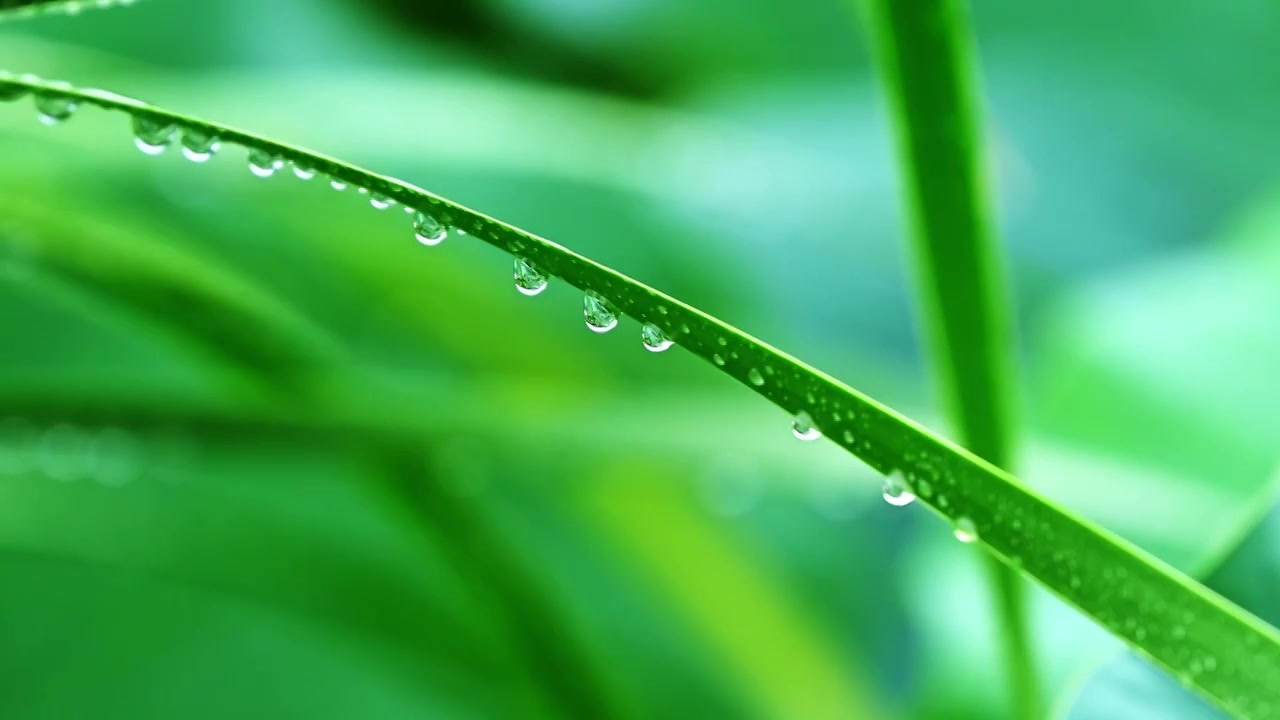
left=861, top=0, right=1038, bottom=717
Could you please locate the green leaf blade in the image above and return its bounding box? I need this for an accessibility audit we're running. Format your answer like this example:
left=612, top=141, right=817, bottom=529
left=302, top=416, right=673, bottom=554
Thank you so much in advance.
left=862, top=0, right=1032, bottom=714
left=2, top=72, right=1279, bottom=716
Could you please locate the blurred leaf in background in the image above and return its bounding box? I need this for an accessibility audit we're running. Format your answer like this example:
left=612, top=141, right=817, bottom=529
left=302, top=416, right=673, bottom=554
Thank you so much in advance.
left=1, top=0, right=1279, bottom=717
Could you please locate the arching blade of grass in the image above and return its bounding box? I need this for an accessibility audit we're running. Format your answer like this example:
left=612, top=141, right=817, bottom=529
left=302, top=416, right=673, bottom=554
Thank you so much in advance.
left=2, top=73, right=1280, bottom=716
left=0, top=0, right=138, bottom=23
left=860, top=0, right=1034, bottom=716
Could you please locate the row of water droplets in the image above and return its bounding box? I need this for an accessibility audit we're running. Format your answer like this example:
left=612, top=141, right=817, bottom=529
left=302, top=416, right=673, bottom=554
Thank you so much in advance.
left=7, top=83, right=684, bottom=355
left=786, top=412, right=979, bottom=543
left=13, top=85, right=980, bottom=540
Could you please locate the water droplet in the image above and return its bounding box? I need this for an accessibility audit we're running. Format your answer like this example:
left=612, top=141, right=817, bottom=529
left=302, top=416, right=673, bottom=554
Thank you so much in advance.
left=370, top=193, right=394, bottom=210
left=712, top=353, right=726, bottom=366
left=35, top=93, right=77, bottom=125
left=292, top=163, right=316, bottom=180
left=181, top=128, right=221, bottom=163
left=131, top=115, right=176, bottom=155
left=641, top=323, right=673, bottom=352
left=881, top=472, right=916, bottom=507
left=329, top=177, right=348, bottom=191
left=953, top=517, right=979, bottom=543
left=916, top=478, right=934, bottom=498
left=841, top=430, right=854, bottom=444
left=791, top=412, right=821, bottom=441
left=248, top=149, right=283, bottom=177
left=747, top=368, right=765, bottom=386
left=513, top=257, right=547, bottom=296
left=584, top=292, right=617, bottom=333
left=413, top=211, right=447, bottom=246
left=357, top=186, right=369, bottom=194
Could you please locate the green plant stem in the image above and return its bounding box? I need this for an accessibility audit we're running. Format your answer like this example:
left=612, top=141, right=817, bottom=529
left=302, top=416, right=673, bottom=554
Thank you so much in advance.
left=861, top=0, right=1037, bottom=716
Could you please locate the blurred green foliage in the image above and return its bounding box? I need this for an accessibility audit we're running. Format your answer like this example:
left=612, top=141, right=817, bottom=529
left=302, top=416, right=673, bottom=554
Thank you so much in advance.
left=1, top=0, right=1279, bottom=717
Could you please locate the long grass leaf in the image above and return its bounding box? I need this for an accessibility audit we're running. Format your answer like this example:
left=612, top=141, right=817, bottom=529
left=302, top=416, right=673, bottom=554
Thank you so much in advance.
left=861, top=0, right=1035, bottom=715
left=2, top=72, right=1279, bottom=716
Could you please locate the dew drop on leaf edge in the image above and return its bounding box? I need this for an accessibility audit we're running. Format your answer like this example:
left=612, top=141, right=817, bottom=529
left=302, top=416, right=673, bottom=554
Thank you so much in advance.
left=248, top=149, right=282, bottom=177
left=513, top=257, right=547, bottom=296
left=791, top=412, right=821, bottom=441
left=181, top=128, right=221, bottom=163
left=132, top=115, right=176, bottom=156
left=370, top=193, right=394, bottom=210
left=881, top=472, right=916, bottom=507
left=413, top=211, right=447, bottom=246
left=954, top=516, right=978, bottom=543
left=35, top=94, right=77, bottom=125
left=641, top=323, right=673, bottom=352
left=584, top=292, right=617, bottom=333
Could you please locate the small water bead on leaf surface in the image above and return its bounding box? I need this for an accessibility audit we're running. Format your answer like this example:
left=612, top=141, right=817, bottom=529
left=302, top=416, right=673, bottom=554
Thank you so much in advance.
left=513, top=257, right=547, bottom=296
left=248, top=148, right=283, bottom=177
left=329, top=177, right=348, bottom=191
left=370, top=193, right=394, bottom=210
left=747, top=368, right=765, bottom=386
left=712, top=353, right=726, bottom=367
left=131, top=115, right=176, bottom=155
left=583, top=292, right=618, bottom=333
left=413, top=211, right=447, bottom=246
left=640, top=323, right=673, bottom=352
left=881, top=472, right=916, bottom=507
left=34, top=93, right=77, bottom=125
left=181, top=128, right=221, bottom=163
left=292, top=163, right=316, bottom=180
left=953, top=516, right=979, bottom=543
left=791, top=411, right=821, bottom=441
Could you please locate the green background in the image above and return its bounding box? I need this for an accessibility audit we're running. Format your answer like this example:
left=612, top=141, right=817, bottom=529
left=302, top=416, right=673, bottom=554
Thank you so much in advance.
left=0, top=0, right=1278, bottom=717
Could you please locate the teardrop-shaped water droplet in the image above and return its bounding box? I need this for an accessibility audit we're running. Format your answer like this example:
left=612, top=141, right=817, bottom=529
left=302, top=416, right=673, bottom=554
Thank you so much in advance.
left=584, top=292, right=617, bottom=333
left=953, top=516, right=979, bottom=543
left=181, top=128, right=221, bottom=163
left=747, top=368, right=765, bottom=386
left=641, top=323, right=673, bottom=352
left=329, top=177, right=348, bottom=191
left=131, top=115, right=177, bottom=156
left=413, top=211, right=447, bottom=246
left=35, top=94, right=77, bottom=125
left=881, top=472, right=916, bottom=507
left=292, top=163, right=316, bottom=180
left=791, top=411, right=821, bottom=441
left=248, top=149, right=282, bottom=177
left=513, top=257, right=547, bottom=296
left=712, top=353, right=726, bottom=366
left=370, top=193, right=394, bottom=210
